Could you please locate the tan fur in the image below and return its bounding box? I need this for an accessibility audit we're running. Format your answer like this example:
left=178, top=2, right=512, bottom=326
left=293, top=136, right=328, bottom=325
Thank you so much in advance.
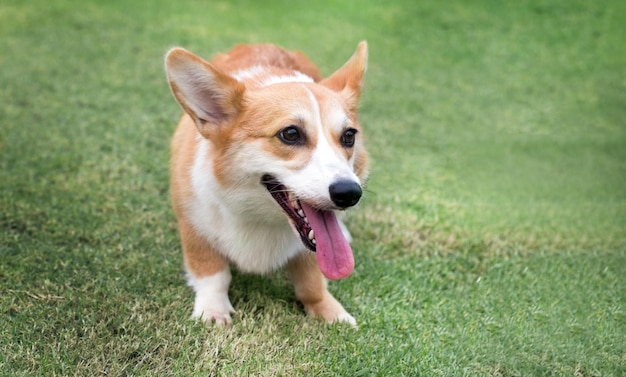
left=170, top=116, right=228, bottom=277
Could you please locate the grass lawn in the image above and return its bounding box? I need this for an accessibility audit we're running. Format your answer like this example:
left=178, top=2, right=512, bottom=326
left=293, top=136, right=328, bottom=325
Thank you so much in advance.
left=1, top=0, right=625, bottom=375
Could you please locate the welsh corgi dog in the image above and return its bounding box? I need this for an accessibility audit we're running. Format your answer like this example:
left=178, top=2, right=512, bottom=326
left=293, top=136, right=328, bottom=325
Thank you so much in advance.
left=164, top=42, right=369, bottom=326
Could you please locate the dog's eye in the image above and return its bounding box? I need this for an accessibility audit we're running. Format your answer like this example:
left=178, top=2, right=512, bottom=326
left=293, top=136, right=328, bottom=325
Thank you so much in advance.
left=340, top=128, right=358, bottom=147
left=277, top=126, right=305, bottom=145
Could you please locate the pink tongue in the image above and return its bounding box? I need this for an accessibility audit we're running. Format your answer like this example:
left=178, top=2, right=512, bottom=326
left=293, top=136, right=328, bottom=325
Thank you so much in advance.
left=301, top=203, right=354, bottom=280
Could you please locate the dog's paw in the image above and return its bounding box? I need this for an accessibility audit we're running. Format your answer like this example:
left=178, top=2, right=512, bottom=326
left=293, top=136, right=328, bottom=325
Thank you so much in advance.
left=191, top=288, right=234, bottom=326
left=191, top=308, right=233, bottom=326
left=331, top=312, right=357, bottom=327
left=188, top=270, right=234, bottom=326
left=191, top=296, right=234, bottom=326
left=303, top=293, right=357, bottom=328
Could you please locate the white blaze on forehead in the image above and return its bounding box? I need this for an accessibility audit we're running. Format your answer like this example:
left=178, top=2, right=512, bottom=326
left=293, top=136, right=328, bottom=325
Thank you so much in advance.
left=297, top=87, right=360, bottom=188
left=305, top=87, right=324, bottom=135
left=304, top=86, right=352, bottom=165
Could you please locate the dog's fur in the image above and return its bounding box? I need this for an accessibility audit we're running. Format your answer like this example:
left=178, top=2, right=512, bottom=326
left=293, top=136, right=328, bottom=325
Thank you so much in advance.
left=164, top=42, right=369, bottom=326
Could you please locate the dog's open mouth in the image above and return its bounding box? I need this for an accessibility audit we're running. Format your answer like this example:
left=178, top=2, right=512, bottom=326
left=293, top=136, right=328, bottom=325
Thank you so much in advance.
left=261, top=174, right=354, bottom=280
left=261, top=174, right=316, bottom=251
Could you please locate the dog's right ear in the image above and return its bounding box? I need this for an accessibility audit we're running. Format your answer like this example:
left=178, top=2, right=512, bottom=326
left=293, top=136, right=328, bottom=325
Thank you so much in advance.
left=321, top=41, right=368, bottom=112
left=165, top=48, right=245, bottom=134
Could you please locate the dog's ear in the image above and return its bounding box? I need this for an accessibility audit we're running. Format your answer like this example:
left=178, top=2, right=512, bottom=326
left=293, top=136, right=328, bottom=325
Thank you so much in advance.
left=321, top=41, right=368, bottom=111
left=165, top=48, right=245, bottom=133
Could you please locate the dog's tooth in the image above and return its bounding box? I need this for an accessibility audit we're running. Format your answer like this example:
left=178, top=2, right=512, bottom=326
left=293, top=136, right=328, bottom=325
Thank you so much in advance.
left=297, top=209, right=305, bottom=218
left=311, top=239, right=316, bottom=245
left=308, top=229, right=315, bottom=240
left=288, top=194, right=299, bottom=209
left=303, top=216, right=309, bottom=224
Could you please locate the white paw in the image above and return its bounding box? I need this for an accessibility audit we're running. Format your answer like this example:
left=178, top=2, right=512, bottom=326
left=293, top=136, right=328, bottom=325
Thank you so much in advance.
left=331, top=312, right=357, bottom=328
left=191, top=305, right=234, bottom=326
left=187, top=269, right=234, bottom=326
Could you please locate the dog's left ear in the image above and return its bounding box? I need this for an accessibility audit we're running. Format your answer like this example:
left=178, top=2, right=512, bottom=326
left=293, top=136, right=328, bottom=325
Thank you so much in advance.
left=164, top=48, right=245, bottom=135
left=322, top=41, right=368, bottom=110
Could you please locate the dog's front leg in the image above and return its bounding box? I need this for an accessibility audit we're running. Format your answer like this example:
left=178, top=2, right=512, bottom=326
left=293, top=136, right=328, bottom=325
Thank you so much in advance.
left=178, top=219, right=234, bottom=326
left=287, top=252, right=356, bottom=327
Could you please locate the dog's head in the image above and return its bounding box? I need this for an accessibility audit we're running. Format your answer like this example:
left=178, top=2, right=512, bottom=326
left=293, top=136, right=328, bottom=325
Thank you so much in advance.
left=165, top=43, right=369, bottom=280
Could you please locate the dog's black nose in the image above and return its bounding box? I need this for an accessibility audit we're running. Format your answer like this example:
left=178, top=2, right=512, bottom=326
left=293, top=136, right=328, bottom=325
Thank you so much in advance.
left=329, top=180, right=362, bottom=209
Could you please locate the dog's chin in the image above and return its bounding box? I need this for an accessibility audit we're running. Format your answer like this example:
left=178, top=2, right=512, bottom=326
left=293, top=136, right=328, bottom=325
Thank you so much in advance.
left=260, top=174, right=317, bottom=251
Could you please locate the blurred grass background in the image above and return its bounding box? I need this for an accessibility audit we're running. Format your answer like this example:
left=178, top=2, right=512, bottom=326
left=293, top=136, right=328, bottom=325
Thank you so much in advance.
left=1, top=0, right=624, bottom=375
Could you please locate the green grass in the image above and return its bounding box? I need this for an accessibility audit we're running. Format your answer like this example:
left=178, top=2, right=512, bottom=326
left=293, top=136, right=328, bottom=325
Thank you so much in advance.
left=1, top=0, right=625, bottom=375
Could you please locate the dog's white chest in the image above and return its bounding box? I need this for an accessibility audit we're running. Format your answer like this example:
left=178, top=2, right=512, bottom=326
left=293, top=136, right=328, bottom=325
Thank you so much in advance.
left=187, top=138, right=304, bottom=273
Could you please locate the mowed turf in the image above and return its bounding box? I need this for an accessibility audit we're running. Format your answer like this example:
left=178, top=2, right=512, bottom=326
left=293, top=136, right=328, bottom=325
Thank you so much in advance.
left=1, top=0, right=624, bottom=375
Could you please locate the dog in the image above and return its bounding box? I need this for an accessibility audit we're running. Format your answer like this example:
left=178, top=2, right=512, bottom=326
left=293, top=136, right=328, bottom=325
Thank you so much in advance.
left=164, top=41, right=369, bottom=326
